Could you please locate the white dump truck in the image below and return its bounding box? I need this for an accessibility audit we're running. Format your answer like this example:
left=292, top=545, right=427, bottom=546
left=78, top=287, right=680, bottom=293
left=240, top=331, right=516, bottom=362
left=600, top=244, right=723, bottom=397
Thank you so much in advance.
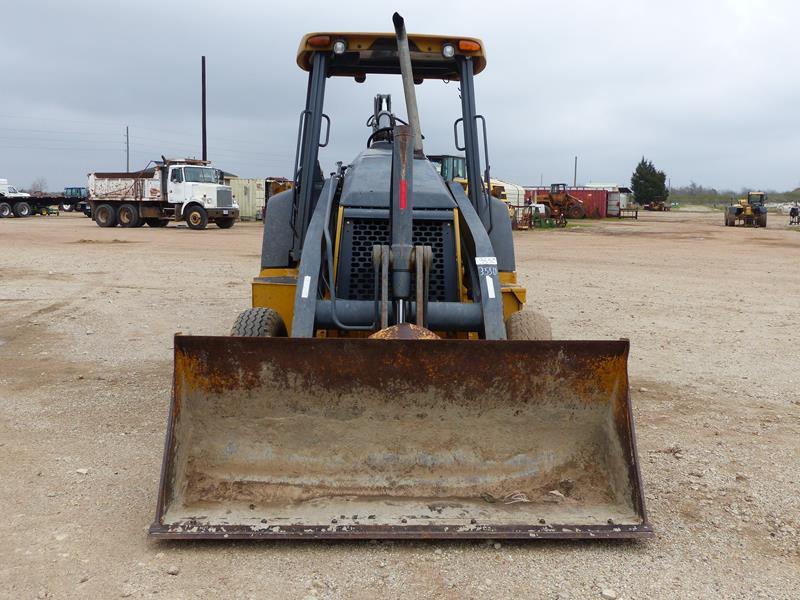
left=87, top=158, right=239, bottom=230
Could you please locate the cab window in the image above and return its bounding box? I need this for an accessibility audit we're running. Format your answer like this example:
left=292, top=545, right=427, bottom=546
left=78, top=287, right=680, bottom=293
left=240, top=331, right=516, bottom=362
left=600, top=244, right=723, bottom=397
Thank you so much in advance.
left=170, top=168, right=183, bottom=183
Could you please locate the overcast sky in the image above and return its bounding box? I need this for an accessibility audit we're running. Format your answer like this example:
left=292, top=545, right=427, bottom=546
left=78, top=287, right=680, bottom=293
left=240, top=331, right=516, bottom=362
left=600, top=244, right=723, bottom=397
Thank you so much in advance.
left=2, top=0, right=799, bottom=192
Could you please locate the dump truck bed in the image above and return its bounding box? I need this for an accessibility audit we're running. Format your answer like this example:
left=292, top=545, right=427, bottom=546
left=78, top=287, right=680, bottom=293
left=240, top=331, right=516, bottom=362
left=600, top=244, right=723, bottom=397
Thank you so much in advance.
left=150, top=336, right=651, bottom=540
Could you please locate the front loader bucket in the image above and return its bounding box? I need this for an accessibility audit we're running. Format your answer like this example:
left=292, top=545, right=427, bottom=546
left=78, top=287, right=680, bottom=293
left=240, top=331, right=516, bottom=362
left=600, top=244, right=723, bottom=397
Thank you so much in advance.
left=150, top=335, right=651, bottom=540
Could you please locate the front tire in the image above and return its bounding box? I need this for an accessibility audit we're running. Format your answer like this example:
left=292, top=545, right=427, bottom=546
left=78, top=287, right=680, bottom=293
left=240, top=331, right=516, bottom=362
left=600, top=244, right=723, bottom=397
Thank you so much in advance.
left=231, top=307, right=287, bottom=337
left=506, top=310, right=553, bottom=341
left=0, top=202, right=12, bottom=218
left=117, top=203, right=140, bottom=228
left=567, top=203, right=585, bottom=219
left=215, top=217, right=235, bottom=229
left=13, top=201, right=32, bottom=218
left=60, top=203, right=75, bottom=212
left=94, top=203, right=117, bottom=227
left=185, top=206, right=208, bottom=230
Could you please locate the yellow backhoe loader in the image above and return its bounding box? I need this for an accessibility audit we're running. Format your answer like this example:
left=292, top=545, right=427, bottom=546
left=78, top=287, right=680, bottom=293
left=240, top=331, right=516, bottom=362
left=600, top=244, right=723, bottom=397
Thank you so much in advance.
left=149, top=14, right=650, bottom=540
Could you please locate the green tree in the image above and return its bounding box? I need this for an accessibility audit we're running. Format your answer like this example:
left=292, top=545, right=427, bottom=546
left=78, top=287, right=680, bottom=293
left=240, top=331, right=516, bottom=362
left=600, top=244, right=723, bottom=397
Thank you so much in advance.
left=630, top=158, right=668, bottom=205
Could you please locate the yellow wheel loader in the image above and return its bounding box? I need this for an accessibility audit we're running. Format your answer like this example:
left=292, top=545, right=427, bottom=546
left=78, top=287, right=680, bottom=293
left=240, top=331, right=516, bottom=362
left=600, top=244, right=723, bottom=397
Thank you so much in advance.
left=150, top=14, right=650, bottom=540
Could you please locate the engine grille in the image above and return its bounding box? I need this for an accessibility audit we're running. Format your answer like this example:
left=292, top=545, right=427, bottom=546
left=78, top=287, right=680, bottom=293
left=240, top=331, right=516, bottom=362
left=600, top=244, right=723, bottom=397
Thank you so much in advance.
left=336, top=218, right=457, bottom=302
left=216, top=188, right=233, bottom=207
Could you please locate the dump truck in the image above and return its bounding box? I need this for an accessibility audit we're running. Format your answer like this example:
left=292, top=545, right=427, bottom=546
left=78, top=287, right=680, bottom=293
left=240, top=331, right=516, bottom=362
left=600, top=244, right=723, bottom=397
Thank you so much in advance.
left=725, top=191, right=768, bottom=227
left=87, top=158, right=239, bottom=229
left=150, top=14, right=650, bottom=541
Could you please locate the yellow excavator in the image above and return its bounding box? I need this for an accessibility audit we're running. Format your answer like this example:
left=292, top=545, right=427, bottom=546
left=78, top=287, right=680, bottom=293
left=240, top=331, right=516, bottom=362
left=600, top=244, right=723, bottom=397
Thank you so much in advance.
left=149, top=14, right=650, bottom=541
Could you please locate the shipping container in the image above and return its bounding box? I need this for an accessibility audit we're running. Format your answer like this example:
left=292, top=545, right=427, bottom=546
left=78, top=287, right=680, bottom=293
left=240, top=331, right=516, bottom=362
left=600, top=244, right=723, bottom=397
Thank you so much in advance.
left=523, top=186, right=607, bottom=218
left=227, top=178, right=266, bottom=220
left=607, top=192, right=620, bottom=217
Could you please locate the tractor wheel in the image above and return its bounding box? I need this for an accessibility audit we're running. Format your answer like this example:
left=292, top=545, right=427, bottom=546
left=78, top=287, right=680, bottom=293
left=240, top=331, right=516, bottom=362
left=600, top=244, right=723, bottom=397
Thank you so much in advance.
left=568, top=203, right=585, bottom=219
left=60, top=203, right=75, bottom=212
left=12, top=201, right=32, bottom=218
left=758, top=213, right=767, bottom=228
left=0, top=202, right=12, bottom=218
left=231, top=307, right=287, bottom=337
left=215, top=217, right=235, bottom=229
left=185, top=206, right=208, bottom=230
left=117, top=203, right=140, bottom=228
left=506, top=310, right=552, bottom=341
left=94, top=203, right=117, bottom=227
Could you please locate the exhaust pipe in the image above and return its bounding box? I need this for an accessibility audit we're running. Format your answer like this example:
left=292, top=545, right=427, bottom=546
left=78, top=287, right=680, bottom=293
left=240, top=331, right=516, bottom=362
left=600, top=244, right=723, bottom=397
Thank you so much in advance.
left=392, top=13, right=424, bottom=156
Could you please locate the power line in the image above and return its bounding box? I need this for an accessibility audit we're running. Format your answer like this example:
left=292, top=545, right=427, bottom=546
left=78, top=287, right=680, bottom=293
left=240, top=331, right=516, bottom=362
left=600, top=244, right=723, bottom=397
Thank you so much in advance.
left=0, top=134, right=124, bottom=144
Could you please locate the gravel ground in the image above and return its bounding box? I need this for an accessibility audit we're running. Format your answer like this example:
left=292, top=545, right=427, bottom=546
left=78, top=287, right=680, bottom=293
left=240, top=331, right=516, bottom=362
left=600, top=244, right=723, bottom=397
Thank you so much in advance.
left=1, top=211, right=798, bottom=599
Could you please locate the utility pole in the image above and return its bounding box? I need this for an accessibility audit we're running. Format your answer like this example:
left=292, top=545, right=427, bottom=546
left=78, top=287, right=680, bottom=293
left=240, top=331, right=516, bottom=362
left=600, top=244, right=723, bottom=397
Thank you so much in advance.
left=201, top=56, right=207, bottom=161
left=573, top=155, right=578, bottom=186
left=126, top=126, right=129, bottom=172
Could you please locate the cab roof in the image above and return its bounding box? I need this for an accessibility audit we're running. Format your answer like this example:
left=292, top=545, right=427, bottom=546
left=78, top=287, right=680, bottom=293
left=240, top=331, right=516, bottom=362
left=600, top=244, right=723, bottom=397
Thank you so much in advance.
left=296, top=32, right=486, bottom=80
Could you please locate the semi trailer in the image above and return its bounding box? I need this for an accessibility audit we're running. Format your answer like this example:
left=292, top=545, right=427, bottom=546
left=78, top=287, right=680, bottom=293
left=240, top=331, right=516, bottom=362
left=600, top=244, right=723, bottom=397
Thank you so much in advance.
left=87, top=158, right=239, bottom=229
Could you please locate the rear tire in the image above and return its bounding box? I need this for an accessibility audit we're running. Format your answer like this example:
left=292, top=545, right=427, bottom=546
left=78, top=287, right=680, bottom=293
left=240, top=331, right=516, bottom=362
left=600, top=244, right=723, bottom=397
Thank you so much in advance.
left=94, top=203, right=117, bottom=227
left=758, top=213, right=767, bottom=228
left=231, top=308, right=287, bottom=337
left=13, top=201, right=32, bottom=218
left=506, top=310, right=553, bottom=341
left=117, top=203, right=140, bottom=228
left=185, top=206, right=208, bottom=230
left=0, top=202, right=11, bottom=218
left=215, top=217, right=235, bottom=229
left=145, top=218, right=169, bottom=227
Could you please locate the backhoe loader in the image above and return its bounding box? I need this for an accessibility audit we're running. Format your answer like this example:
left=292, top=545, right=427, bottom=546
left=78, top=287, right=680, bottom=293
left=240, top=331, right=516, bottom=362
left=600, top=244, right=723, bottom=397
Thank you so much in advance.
left=150, top=14, right=650, bottom=540
left=725, top=191, right=768, bottom=227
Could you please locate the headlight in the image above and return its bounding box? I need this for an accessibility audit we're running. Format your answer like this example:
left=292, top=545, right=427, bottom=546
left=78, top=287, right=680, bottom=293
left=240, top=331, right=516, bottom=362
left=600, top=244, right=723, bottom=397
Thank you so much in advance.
left=333, top=39, right=347, bottom=55
left=442, top=43, right=455, bottom=58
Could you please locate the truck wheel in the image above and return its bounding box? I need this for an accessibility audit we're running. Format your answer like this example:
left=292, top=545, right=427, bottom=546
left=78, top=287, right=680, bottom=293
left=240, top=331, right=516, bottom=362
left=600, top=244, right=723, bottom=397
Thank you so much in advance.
left=60, top=203, right=75, bottom=212
left=13, top=201, right=32, bottom=217
left=185, top=206, right=208, bottom=230
left=117, top=203, right=140, bottom=228
left=94, top=203, right=117, bottom=227
left=145, top=218, right=169, bottom=227
left=506, top=310, right=552, bottom=341
left=231, top=307, right=287, bottom=337
left=0, top=202, right=11, bottom=218
left=215, top=217, right=235, bottom=229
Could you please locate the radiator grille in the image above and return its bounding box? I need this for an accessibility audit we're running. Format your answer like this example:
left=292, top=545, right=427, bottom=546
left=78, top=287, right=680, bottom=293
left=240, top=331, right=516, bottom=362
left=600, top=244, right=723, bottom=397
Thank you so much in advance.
left=338, top=218, right=455, bottom=302
left=216, top=188, right=233, bottom=207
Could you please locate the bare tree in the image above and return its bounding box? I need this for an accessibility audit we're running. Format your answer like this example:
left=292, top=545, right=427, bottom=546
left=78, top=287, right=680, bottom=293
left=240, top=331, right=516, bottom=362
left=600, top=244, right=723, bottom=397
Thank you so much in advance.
left=29, top=177, right=48, bottom=193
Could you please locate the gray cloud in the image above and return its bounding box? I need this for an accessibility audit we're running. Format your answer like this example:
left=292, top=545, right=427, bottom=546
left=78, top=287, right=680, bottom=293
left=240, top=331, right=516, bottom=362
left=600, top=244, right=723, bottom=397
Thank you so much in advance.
left=2, top=0, right=799, bottom=191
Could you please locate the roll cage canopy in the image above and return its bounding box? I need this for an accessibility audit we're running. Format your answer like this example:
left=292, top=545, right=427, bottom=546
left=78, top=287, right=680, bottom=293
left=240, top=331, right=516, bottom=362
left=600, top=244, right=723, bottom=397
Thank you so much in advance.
left=290, top=25, right=492, bottom=265
left=297, top=32, right=486, bottom=79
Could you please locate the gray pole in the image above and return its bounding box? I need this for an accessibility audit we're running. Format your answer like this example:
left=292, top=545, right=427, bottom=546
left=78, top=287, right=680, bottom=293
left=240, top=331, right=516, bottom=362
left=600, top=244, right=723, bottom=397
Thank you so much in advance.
left=573, top=155, right=577, bottom=186
left=201, top=56, right=207, bottom=161
left=126, top=126, right=129, bottom=172
left=393, top=13, right=424, bottom=155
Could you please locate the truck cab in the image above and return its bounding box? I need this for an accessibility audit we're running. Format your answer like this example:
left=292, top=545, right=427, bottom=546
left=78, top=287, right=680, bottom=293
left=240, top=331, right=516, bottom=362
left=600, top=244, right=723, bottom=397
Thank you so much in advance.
left=164, top=162, right=238, bottom=229
left=0, top=179, right=31, bottom=198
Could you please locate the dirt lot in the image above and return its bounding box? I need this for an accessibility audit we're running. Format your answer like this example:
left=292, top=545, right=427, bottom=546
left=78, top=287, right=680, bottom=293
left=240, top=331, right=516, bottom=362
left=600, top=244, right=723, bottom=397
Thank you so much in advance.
left=1, top=211, right=798, bottom=599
